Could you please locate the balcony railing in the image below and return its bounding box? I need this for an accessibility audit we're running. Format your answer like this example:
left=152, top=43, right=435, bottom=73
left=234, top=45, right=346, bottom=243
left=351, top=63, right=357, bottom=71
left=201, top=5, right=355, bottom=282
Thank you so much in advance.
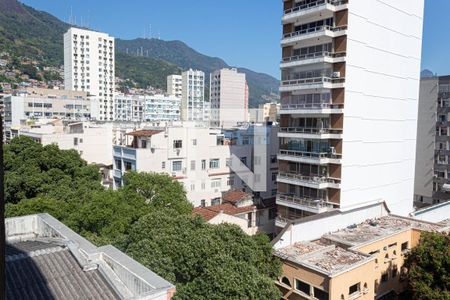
left=277, top=172, right=341, bottom=185
left=279, top=149, right=342, bottom=160
left=280, top=103, right=344, bottom=110
left=284, top=0, right=348, bottom=15
left=282, top=51, right=346, bottom=64
left=283, top=25, right=347, bottom=40
left=277, top=194, right=334, bottom=209
left=281, top=76, right=345, bottom=87
left=279, top=127, right=343, bottom=135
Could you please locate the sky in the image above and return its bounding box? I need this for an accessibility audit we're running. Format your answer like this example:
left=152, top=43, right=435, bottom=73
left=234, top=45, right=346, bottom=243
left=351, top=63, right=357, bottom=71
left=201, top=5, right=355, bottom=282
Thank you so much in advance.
left=20, top=0, right=450, bottom=79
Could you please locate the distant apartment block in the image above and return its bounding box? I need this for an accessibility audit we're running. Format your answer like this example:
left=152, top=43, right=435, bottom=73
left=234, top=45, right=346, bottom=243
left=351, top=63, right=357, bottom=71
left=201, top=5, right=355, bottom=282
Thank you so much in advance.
left=64, top=27, right=115, bottom=121
left=181, top=69, right=205, bottom=122
left=167, top=74, right=182, bottom=98
left=115, top=94, right=144, bottom=122
left=112, top=122, right=278, bottom=207
left=249, top=102, right=279, bottom=123
left=210, top=68, right=248, bottom=127
left=3, top=88, right=90, bottom=139
left=415, top=76, right=450, bottom=206
left=273, top=202, right=448, bottom=300
left=115, top=94, right=180, bottom=122
left=277, top=0, right=425, bottom=226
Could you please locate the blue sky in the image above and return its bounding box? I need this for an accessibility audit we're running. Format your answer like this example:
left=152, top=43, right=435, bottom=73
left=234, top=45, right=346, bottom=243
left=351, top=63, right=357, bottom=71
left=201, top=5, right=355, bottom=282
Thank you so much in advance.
left=21, top=0, right=450, bottom=78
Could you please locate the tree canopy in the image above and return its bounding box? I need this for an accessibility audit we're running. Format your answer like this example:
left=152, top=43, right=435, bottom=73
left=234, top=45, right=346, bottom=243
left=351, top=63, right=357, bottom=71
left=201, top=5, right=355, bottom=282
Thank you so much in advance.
left=4, top=136, right=281, bottom=299
left=404, top=232, right=449, bottom=300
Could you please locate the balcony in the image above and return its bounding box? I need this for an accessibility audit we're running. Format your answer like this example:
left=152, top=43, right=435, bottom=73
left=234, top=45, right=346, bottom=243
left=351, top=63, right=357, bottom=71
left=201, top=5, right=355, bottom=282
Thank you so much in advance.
left=283, top=0, right=348, bottom=24
left=276, top=194, right=336, bottom=214
left=280, top=76, right=345, bottom=92
left=278, top=127, right=343, bottom=139
left=281, top=25, right=347, bottom=46
left=279, top=103, right=344, bottom=114
left=277, top=172, right=341, bottom=189
left=278, top=149, right=342, bottom=164
left=281, top=51, right=346, bottom=69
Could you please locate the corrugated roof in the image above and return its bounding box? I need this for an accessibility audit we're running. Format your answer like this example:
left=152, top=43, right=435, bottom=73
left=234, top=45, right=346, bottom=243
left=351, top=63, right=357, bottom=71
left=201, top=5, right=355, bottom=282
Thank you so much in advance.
left=6, top=240, right=120, bottom=300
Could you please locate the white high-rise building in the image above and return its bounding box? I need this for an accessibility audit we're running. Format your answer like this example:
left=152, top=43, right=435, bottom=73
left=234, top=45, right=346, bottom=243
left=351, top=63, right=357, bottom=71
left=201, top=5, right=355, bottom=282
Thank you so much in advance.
left=276, top=0, right=425, bottom=225
left=167, top=75, right=182, bottom=98
left=181, top=69, right=205, bottom=122
left=64, top=27, right=115, bottom=121
left=210, top=68, right=249, bottom=128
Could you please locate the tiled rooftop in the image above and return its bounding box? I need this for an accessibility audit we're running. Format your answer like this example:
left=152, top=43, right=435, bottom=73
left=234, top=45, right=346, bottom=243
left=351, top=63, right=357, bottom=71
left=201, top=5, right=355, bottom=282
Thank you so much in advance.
left=193, top=203, right=255, bottom=221
left=322, top=216, right=443, bottom=247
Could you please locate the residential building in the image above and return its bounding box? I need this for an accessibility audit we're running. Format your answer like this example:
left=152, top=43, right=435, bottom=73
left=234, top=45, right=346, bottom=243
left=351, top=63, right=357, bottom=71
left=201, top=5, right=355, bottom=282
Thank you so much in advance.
left=143, top=94, right=181, bottom=122
left=193, top=190, right=277, bottom=236
left=272, top=202, right=448, bottom=300
left=277, top=0, right=425, bottom=226
left=415, top=76, right=450, bottom=206
left=3, top=88, right=90, bottom=138
left=210, top=68, right=248, bottom=127
left=112, top=122, right=279, bottom=207
left=115, top=94, right=144, bottom=122
left=6, top=213, right=176, bottom=299
left=181, top=69, right=205, bottom=122
left=167, top=74, right=182, bottom=98
left=64, top=27, right=115, bottom=121
left=249, top=102, right=280, bottom=123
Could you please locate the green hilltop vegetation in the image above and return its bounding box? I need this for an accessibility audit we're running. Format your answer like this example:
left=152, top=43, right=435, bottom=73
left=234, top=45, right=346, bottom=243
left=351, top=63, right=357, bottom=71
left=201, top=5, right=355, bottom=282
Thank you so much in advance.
left=0, top=0, right=279, bottom=106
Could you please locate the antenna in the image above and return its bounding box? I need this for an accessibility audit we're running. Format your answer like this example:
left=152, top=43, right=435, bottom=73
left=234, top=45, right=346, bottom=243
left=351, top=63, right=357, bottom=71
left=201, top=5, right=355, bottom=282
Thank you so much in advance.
left=69, top=6, right=73, bottom=25
left=149, top=24, right=152, bottom=39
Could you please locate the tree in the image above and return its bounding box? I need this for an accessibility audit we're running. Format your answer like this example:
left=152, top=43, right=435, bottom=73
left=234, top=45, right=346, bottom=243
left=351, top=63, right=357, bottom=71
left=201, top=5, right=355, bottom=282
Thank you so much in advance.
left=125, top=211, right=282, bottom=300
left=122, top=171, right=192, bottom=215
left=404, top=232, right=449, bottom=300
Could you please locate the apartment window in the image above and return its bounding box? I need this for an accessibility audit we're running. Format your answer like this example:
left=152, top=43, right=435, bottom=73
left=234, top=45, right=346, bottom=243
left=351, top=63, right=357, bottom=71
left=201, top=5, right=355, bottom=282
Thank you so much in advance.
left=349, top=283, right=360, bottom=297
left=173, top=140, right=183, bottom=149
left=247, top=212, right=252, bottom=228
left=162, top=162, right=166, bottom=169
left=272, top=172, right=277, bottom=181
left=190, top=183, right=195, bottom=191
left=295, top=279, right=310, bottom=295
left=201, top=182, right=206, bottom=190
left=200, top=199, right=206, bottom=207
left=124, top=161, right=133, bottom=171
left=313, top=288, right=329, bottom=300
left=73, top=138, right=78, bottom=146
left=227, top=176, right=234, bottom=186
left=190, top=160, right=196, bottom=171
left=115, top=159, right=122, bottom=170
left=211, top=198, right=220, bottom=206
left=281, top=277, right=291, bottom=287
left=201, top=160, right=206, bottom=170
left=192, top=139, right=197, bottom=146
left=272, top=189, right=277, bottom=196
left=172, top=161, right=182, bottom=172
left=210, top=159, right=220, bottom=169
left=211, top=179, right=221, bottom=188
left=141, top=140, right=147, bottom=149
left=401, top=242, right=409, bottom=253
left=270, top=155, right=277, bottom=164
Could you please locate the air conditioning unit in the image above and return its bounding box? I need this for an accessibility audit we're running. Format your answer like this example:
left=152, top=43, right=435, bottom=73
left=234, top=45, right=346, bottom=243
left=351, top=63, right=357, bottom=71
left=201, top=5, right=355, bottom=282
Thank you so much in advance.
left=332, top=72, right=341, bottom=78
left=171, top=172, right=177, bottom=177
left=150, top=147, right=155, bottom=153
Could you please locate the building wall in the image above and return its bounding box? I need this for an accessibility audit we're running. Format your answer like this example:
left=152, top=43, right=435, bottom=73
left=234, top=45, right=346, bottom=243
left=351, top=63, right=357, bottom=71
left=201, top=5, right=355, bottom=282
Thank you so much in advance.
left=143, top=94, right=180, bottom=122
left=167, top=75, right=182, bottom=98
left=181, top=69, right=205, bottom=121
left=414, top=78, right=438, bottom=204
left=210, top=68, right=248, bottom=127
left=340, top=0, right=425, bottom=215
left=64, top=27, right=115, bottom=121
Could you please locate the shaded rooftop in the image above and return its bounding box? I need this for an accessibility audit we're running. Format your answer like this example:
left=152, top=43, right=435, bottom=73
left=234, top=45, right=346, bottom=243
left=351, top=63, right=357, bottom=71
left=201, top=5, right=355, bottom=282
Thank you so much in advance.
left=126, top=129, right=163, bottom=137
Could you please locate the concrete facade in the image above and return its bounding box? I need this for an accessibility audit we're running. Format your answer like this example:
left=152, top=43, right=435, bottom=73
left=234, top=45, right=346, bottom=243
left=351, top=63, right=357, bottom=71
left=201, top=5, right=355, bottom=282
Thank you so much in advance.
left=181, top=69, right=205, bottom=122
left=167, top=75, right=182, bottom=99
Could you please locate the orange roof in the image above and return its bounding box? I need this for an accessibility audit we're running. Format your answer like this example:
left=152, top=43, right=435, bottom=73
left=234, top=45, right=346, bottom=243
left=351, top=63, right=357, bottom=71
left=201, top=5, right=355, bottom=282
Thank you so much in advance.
left=222, top=190, right=252, bottom=204
left=126, top=130, right=163, bottom=137
left=193, top=203, right=255, bottom=221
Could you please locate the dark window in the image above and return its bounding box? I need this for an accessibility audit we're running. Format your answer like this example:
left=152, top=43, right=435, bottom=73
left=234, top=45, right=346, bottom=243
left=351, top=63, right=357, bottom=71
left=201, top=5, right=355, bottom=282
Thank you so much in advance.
left=200, top=199, right=206, bottom=207
left=381, top=273, right=388, bottom=282
left=269, top=208, right=277, bottom=220
left=281, top=277, right=291, bottom=287
left=115, top=159, right=122, bottom=170
left=295, top=279, right=310, bottom=295
left=141, top=140, right=147, bottom=149
left=349, top=283, right=360, bottom=295
left=73, top=138, right=78, bottom=146
left=173, top=140, right=182, bottom=149
left=314, top=287, right=329, bottom=300
left=401, top=242, right=409, bottom=252
left=211, top=198, right=220, bottom=206
left=124, top=161, right=133, bottom=171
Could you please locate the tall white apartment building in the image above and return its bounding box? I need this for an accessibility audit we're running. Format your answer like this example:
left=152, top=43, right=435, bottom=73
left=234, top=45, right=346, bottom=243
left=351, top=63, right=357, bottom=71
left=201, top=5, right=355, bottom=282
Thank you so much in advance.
left=210, top=68, right=249, bottom=128
left=167, top=75, right=182, bottom=98
left=143, top=94, right=181, bottom=122
left=64, top=27, right=115, bottom=121
left=115, top=94, right=144, bottom=122
left=112, top=122, right=279, bottom=207
left=277, top=0, right=424, bottom=225
left=181, top=69, right=205, bottom=122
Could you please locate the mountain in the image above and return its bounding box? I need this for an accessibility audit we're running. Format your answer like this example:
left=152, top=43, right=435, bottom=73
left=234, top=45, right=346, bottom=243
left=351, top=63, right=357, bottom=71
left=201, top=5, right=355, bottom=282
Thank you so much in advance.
left=0, top=0, right=279, bottom=106
left=116, top=38, right=280, bottom=106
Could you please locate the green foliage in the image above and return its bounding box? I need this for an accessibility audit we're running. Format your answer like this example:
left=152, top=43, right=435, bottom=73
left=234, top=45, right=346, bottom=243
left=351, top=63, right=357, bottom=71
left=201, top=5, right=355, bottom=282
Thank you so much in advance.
left=122, top=171, right=192, bottom=215
left=4, top=136, right=102, bottom=203
left=125, top=211, right=282, bottom=299
left=404, top=232, right=450, bottom=300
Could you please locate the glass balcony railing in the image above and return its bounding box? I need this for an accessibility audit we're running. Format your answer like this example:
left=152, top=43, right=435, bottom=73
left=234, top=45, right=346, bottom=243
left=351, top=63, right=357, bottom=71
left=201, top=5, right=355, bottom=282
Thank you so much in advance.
left=280, top=103, right=344, bottom=110
left=281, top=76, right=345, bottom=87
left=278, top=149, right=342, bottom=160
left=277, top=172, right=341, bottom=186
left=281, top=51, right=346, bottom=64
left=276, top=194, right=335, bottom=210
left=284, top=0, right=348, bottom=16
left=279, top=127, right=343, bottom=135
left=283, top=25, right=347, bottom=40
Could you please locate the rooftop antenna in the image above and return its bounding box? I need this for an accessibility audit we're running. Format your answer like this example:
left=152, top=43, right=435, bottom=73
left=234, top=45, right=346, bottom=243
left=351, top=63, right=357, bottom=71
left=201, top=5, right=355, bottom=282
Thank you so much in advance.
left=149, top=24, right=152, bottom=39
left=69, top=6, right=73, bottom=25
left=158, top=30, right=161, bottom=40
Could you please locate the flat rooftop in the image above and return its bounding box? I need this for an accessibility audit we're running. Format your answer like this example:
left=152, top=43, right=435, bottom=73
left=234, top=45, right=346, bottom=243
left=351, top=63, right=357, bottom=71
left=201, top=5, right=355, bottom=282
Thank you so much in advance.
left=322, top=215, right=443, bottom=247
left=275, top=241, right=371, bottom=276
